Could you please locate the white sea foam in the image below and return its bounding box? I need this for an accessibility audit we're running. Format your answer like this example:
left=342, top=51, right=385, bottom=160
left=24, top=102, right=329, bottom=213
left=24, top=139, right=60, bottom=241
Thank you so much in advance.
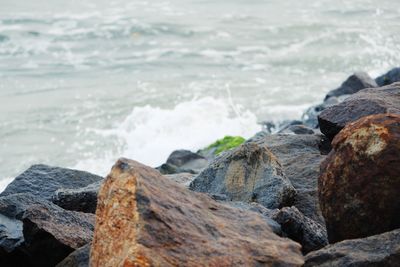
left=74, top=97, right=260, bottom=176
left=0, top=177, right=14, bottom=193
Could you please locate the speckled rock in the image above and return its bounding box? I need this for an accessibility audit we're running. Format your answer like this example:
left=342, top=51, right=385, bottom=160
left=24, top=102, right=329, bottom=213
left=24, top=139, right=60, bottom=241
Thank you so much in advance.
left=270, top=207, right=328, bottom=254
left=305, top=228, right=400, bottom=266
left=318, top=83, right=400, bottom=141
left=189, top=142, right=296, bottom=209
left=0, top=165, right=102, bottom=200
left=56, top=244, right=90, bottom=267
left=90, top=158, right=304, bottom=267
left=319, top=113, right=400, bottom=243
left=376, top=67, right=400, bottom=86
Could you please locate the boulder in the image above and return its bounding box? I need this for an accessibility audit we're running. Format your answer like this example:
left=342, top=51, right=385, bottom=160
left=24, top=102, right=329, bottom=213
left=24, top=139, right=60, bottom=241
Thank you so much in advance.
left=56, top=244, right=90, bottom=267
left=189, top=142, right=296, bottom=209
left=319, top=113, right=400, bottom=243
left=278, top=124, right=315, bottom=135
left=324, top=72, right=377, bottom=100
left=318, top=82, right=400, bottom=141
left=249, top=134, right=326, bottom=224
left=164, top=173, right=195, bottom=187
left=52, top=181, right=102, bottom=214
left=0, top=193, right=94, bottom=267
left=90, top=158, right=304, bottom=266
left=302, top=97, right=340, bottom=129
left=0, top=165, right=103, bottom=200
left=157, top=150, right=208, bottom=175
left=305, top=228, right=400, bottom=266
left=270, top=207, right=328, bottom=254
left=376, top=67, right=400, bottom=86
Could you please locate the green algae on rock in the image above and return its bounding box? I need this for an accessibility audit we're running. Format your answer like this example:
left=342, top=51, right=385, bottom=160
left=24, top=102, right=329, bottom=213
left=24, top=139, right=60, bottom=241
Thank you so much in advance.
left=199, top=136, right=246, bottom=157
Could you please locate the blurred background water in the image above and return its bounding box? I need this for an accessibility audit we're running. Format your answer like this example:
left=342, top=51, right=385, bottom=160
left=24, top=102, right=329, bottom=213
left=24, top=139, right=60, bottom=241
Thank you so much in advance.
left=1, top=0, right=399, bottom=185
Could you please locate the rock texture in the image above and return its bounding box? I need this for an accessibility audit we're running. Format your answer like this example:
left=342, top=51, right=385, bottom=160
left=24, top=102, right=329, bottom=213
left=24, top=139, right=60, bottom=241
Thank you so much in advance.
left=190, top=142, right=296, bottom=209
left=324, top=72, right=377, bottom=100
left=57, top=244, right=90, bottom=267
left=318, top=83, right=400, bottom=141
left=249, top=134, right=326, bottom=224
left=0, top=165, right=102, bottom=200
left=319, top=113, right=400, bottom=243
left=305, top=228, right=400, bottom=267
left=0, top=193, right=94, bottom=267
left=90, top=158, right=304, bottom=266
left=376, top=67, right=400, bottom=86
left=270, top=207, right=328, bottom=254
left=52, top=180, right=102, bottom=213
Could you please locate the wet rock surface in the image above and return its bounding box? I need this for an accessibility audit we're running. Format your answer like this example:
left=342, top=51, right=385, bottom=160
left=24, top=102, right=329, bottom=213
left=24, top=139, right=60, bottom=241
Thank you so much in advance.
left=190, top=142, right=296, bottom=209
left=305, top=228, right=400, bottom=267
left=250, top=134, right=326, bottom=224
left=52, top=180, right=102, bottom=214
left=318, top=83, right=400, bottom=141
left=319, top=113, right=400, bottom=243
left=270, top=207, right=328, bottom=254
left=91, top=158, right=304, bottom=266
left=376, top=67, right=400, bottom=86
left=0, top=165, right=102, bottom=200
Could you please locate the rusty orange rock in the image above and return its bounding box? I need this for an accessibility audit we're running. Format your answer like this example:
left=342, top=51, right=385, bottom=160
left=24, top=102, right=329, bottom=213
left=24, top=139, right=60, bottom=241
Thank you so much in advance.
left=90, top=158, right=304, bottom=267
left=319, top=113, right=400, bottom=243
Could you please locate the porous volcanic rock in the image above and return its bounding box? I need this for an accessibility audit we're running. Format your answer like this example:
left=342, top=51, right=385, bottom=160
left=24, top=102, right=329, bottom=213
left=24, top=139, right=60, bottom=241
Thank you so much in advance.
left=324, top=72, right=377, bottom=101
left=249, top=134, right=326, bottom=224
left=319, top=113, right=400, bottom=243
left=305, top=228, right=400, bottom=267
left=56, top=244, right=90, bottom=267
left=189, top=142, right=296, bottom=209
left=270, top=207, right=328, bottom=254
left=52, top=180, right=102, bottom=214
left=90, top=158, right=304, bottom=266
left=0, top=164, right=102, bottom=200
left=318, top=83, right=400, bottom=141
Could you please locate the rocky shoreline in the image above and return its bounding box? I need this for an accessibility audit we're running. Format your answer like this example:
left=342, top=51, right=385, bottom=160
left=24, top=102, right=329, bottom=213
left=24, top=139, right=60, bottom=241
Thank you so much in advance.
left=1, top=67, right=399, bottom=266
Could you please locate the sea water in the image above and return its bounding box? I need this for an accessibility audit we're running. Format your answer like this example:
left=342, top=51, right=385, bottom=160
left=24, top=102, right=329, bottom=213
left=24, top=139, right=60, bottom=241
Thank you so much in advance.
left=1, top=0, right=399, bottom=188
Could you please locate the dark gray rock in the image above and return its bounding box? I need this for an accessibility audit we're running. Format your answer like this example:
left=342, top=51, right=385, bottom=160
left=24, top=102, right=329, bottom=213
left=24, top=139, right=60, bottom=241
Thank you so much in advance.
left=250, top=134, right=326, bottom=224
left=324, top=72, right=377, bottom=101
left=52, top=181, right=102, bottom=214
left=164, top=173, right=195, bottom=187
left=0, top=193, right=94, bottom=267
left=376, top=67, right=400, bottom=86
left=305, top=228, right=400, bottom=267
left=270, top=207, right=328, bottom=254
left=190, top=142, right=296, bottom=209
left=279, top=124, right=315, bottom=135
left=302, top=97, right=340, bottom=129
left=56, top=244, right=90, bottom=267
left=318, top=82, right=400, bottom=141
left=156, top=163, right=197, bottom=175
left=0, top=165, right=103, bottom=200
left=158, top=150, right=208, bottom=175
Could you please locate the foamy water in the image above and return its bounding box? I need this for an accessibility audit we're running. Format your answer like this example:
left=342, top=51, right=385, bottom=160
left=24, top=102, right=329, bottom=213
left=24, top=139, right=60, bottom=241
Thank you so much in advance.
left=1, top=0, right=400, bottom=189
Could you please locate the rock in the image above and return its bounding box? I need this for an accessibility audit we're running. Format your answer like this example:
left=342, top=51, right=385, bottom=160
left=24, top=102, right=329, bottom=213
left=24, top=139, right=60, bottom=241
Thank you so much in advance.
left=279, top=124, right=315, bottom=135
left=166, top=150, right=208, bottom=170
left=302, top=97, right=340, bottom=129
left=250, top=134, right=326, bottom=224
left=91, top=158, right=304, bottom=266
left=52, top=181, right=102, bottom=214
left=197, top=136, right=246, bottom=160
left=190, top=142, right=296, bottom=209
left=305, top=228, right=400, bottom=267
left=324, top=72, right=377, bottom=101
left=318, top=82, right=400, bottom=141
left=0, top=164, right=103, bottom=200
left=164, top=173, right=195, bottom=187
left=376, top=67, right=400, bottom=86
left=270, top=207, right=328, bottom=254
left=56, top=244, right=90, bottom=267
left=319, top=113, right=400, bottom=243
left=0, top=193, right=94, bottom=267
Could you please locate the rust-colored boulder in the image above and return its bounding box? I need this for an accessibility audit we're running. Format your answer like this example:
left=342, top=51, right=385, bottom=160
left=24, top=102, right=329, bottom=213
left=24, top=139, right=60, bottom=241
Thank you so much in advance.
left=90, top=158, right=304, bottom=267
left=319, top=113, right=400, bottom=243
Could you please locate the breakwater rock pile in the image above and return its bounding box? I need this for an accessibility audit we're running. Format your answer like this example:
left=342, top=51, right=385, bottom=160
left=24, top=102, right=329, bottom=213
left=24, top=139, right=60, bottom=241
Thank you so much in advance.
left=1, top=67, right=400, bottom=266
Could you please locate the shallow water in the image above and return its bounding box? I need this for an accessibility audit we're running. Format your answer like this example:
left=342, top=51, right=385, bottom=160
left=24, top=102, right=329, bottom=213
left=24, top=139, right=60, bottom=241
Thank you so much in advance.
left=1, top=0, right=400, bottom=185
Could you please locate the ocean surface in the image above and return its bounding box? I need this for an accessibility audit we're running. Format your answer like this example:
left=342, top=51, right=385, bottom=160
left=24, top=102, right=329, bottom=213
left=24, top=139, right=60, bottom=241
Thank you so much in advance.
left=1, top=0, right=400, bottom=188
